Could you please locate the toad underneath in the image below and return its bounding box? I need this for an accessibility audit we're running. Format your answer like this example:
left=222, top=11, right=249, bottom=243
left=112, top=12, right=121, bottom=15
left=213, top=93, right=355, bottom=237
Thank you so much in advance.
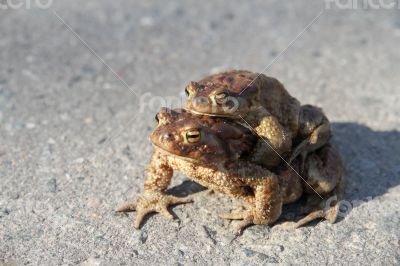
left=116, top=108, right=344, bottom=234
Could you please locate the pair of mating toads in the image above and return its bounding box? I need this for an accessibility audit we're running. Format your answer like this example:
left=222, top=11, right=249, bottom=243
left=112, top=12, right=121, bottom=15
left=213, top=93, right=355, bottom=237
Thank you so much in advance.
left=116, top=70, right=345, bottom=234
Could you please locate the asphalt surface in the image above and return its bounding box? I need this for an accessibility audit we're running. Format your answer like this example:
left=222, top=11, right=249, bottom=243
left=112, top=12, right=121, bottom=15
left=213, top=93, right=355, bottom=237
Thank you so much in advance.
left=1, top=0, right=399, bottom=265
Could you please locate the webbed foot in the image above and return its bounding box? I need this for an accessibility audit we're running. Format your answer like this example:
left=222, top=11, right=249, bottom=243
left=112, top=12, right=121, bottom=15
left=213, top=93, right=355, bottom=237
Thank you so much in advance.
left=220, top=210, right=255, bottom=235
left=281, top=179, right=345, bottom=229
left=280, top=203, right=340, bottom=229
left=116, top=192, right=193, bottom=228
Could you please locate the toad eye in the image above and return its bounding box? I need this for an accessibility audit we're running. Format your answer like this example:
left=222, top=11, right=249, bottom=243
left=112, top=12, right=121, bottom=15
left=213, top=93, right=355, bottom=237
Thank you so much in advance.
left=214, top=92, right=227, bottom=104
left=155, top=114, right=159, bottom=123
left=185, top=87, right=190, bottom=96
left=186, top=129, right=201, bottom=143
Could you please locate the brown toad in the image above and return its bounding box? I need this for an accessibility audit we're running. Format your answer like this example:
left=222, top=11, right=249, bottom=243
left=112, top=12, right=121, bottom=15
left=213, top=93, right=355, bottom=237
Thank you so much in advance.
left=116, top=108, right=344, bottom=233
left=185, top=70, right=331, bottom=167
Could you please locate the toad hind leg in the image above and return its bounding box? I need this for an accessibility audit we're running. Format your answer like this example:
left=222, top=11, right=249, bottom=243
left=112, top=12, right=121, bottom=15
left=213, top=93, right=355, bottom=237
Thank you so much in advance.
left=286, top=175, right=345, bottom=229
left=116, top=151, right=193, bottom=228
left=220, top=173, right=283, bottom=235
left=282, top=145, right=345, bottom=229
left=289, top=105, right=331, bottom=164
left=303, top=144, right=343, bottom=195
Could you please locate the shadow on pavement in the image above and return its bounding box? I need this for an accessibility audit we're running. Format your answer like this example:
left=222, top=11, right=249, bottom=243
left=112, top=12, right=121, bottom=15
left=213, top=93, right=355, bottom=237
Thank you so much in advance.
left=167, top=122, right=400, bottom=225
left=331, top=122, right=400, bottom=207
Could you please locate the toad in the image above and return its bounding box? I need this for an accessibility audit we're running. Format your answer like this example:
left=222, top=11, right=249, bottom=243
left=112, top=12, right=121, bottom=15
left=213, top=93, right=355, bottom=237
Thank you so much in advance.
left=116, top=108, right=344, bottom=233
left=184, top=70, right=331, bottom=167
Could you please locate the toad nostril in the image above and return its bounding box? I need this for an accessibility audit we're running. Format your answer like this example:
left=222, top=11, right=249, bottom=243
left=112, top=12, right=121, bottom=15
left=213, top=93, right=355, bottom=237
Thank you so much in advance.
left=192, top=96, right=209, bottom=108
left=161, top=133, right=173, bottom=142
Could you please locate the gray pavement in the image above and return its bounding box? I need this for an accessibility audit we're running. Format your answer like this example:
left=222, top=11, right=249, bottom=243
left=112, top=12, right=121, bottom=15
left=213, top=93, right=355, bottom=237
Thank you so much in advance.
left=0, top=0, right=399, bottom=265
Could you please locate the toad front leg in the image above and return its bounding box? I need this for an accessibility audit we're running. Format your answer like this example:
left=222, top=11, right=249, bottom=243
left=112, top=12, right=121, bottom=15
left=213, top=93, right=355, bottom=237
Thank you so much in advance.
left=246, top=107, right=292, bottom=168
left=116, top=151, right=192, bottom=228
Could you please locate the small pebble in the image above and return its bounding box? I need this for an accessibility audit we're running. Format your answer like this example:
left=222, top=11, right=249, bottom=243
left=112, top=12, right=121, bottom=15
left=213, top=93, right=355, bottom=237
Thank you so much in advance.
left=131, top=250, right=139, bottom=257
left=84, top=117, right=94, bottom=125
left=139, top=230, right=148, bottom=244
left=202, top=225, right=217, bottom=245
left=140, top=17, right=154, bottom=27
left=251, top=244, right=284, bottom=253
left=242, top=248, right=278, bottom=263
left=176, top=249, right=184, bottom=257
left=44, top=178, right=57, bottom=193
left=98, top=137, right=107, bottom=144
left=25, top=123, right=35, bottom=129
left=87, top=198, right=101, bottom=209
left=75, top=158, right=84, bottom=163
